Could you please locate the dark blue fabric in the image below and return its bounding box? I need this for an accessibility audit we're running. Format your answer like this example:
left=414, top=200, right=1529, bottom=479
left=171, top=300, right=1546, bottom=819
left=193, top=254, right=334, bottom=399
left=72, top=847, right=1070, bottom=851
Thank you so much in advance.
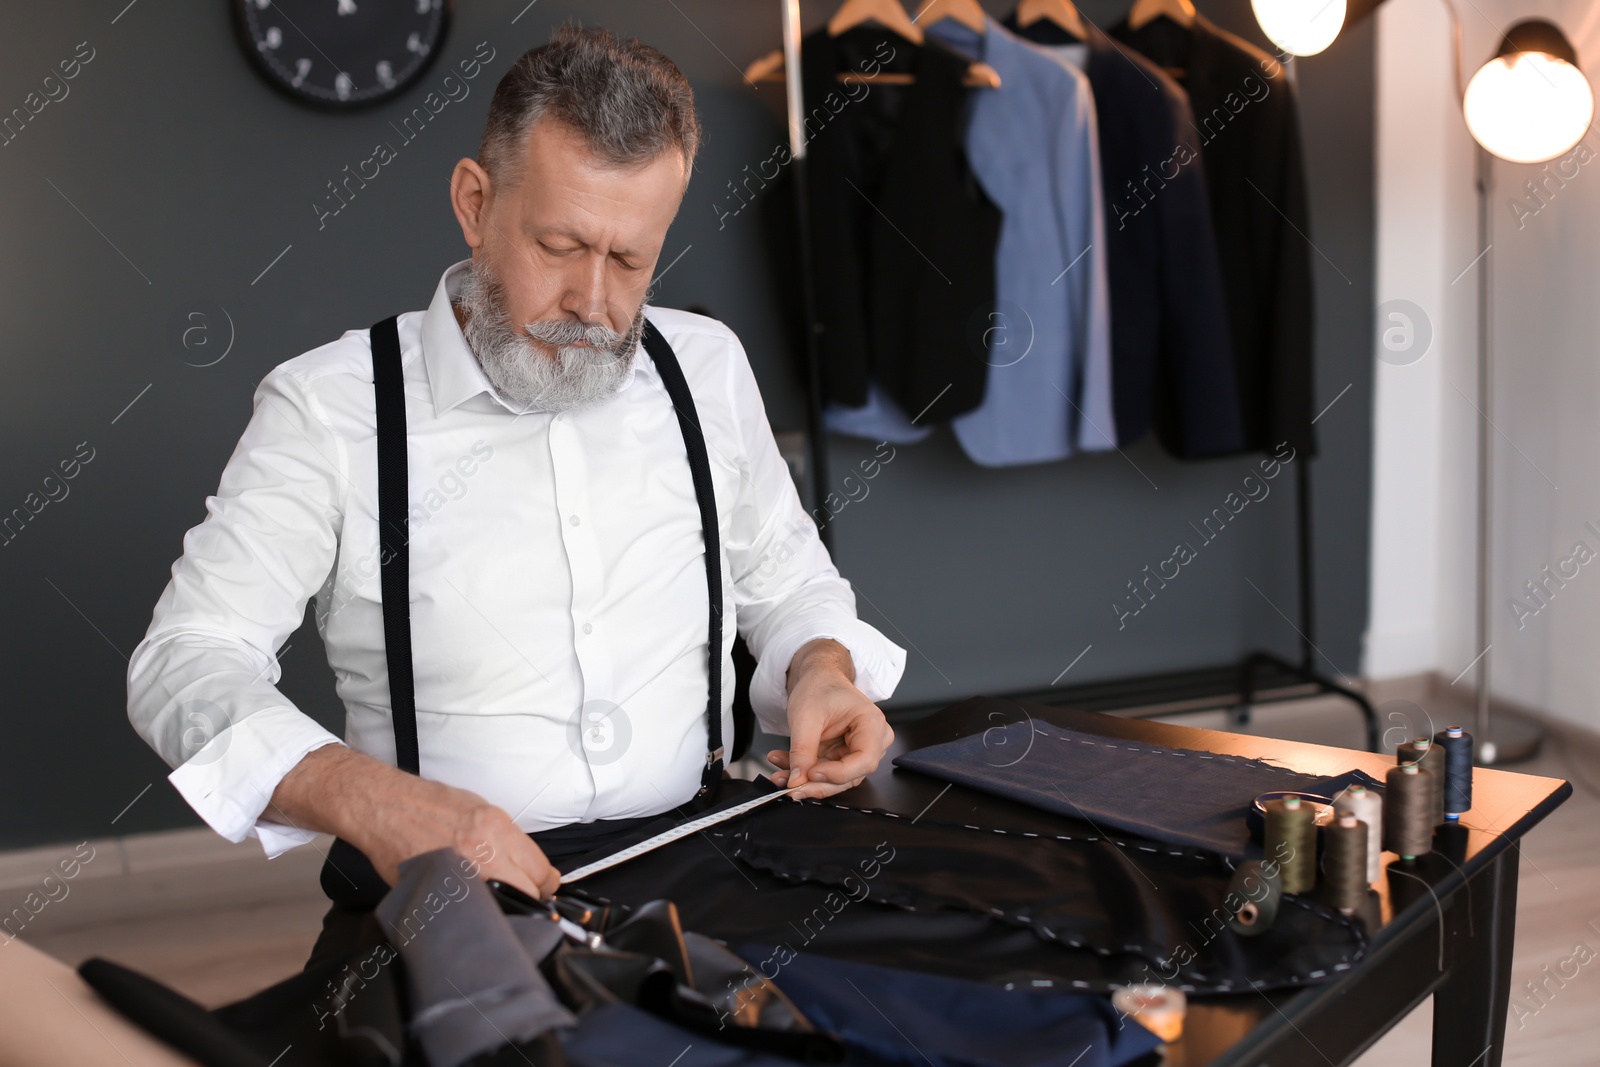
left=734, top=947, right=1162, bottom=1067
left=894, top=719, right=1381, bottom=859
left=562, top=1002, right=802, bottom=1066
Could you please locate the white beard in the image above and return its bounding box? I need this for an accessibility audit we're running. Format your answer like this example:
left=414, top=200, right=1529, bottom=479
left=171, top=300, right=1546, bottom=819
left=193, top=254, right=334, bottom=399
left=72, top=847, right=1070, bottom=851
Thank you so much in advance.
left=455, top=257, right=646, bottom=413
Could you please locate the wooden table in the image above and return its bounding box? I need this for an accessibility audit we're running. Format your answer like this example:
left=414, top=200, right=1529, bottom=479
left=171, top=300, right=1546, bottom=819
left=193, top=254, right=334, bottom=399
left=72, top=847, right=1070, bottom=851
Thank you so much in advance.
left=853, top=696, right=1572, bottom=1067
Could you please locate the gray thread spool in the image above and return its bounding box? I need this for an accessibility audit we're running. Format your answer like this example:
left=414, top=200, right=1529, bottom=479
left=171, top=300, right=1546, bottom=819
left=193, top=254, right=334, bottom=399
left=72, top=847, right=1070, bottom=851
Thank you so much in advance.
left=1383, top=763, right=1434, bottom=859
left=1264, top=795, right=1316, bottom=894
left=1226, top=858, right=1282, bottom=936
left=1396, top=736, right=1445, bottom=826
left=1433, top=726, right=1474, bottom=819
left=1321, top=814, right=1368, bottom=915
left=1333, top=784, right=1383, bottom=884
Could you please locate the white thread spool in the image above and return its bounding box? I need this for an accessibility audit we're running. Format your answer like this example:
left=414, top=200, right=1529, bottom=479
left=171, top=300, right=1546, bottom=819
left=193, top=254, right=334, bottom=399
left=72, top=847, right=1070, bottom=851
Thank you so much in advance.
left=1333, top=784, right=1384, bottom=884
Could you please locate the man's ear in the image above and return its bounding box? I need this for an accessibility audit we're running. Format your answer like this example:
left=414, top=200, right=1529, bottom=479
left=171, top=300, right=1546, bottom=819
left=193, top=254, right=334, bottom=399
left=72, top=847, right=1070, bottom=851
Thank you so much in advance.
left=450, top=158, right=493, bottom=251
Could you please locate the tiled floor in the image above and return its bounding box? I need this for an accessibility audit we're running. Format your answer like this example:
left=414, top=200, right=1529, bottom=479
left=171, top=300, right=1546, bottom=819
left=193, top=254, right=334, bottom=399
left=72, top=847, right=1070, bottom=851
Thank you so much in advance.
left=6, top=696, right=1595, bottom=1064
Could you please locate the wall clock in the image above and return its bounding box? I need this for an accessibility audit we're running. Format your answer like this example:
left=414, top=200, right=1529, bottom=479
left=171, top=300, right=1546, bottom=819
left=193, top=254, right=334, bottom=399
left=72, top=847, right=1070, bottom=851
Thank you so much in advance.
left=233, top=0, right=451, bottom=110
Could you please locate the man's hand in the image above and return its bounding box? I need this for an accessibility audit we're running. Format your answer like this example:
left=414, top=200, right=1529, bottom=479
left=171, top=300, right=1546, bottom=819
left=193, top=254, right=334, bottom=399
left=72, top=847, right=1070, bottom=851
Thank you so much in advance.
left=769, top=638, right=894, bottom=799
left=269, top=745, right=561, bottom=901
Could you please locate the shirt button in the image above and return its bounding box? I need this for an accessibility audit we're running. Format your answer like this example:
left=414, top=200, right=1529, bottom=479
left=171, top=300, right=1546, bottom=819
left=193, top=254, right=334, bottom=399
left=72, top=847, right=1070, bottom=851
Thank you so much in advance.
left=569, top=515, right=580, bottom=527
left=553, top=412, right=563, bottom=423
left=582, top=622, right=593, bottom=635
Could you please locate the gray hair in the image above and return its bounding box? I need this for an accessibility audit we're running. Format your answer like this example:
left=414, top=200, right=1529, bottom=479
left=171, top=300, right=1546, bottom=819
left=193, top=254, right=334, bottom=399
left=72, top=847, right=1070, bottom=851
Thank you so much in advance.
left=478, top=23, right=701, bottom=187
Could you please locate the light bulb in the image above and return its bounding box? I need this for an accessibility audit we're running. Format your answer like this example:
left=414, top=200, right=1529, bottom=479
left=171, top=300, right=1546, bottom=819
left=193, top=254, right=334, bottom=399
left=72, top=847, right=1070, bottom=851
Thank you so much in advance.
left=1464, top=22, right=1594, bottom=164
left=1251, top=0, right=1347, bottom=57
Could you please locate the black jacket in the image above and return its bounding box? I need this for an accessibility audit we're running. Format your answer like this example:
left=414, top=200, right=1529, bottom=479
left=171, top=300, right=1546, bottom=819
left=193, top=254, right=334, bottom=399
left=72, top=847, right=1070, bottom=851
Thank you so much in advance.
left=1111, top=14, right=1316, bottom=456
left=803, top=26, right=1002, bottom=424
left=1007, top=16, right=1244, bottom=459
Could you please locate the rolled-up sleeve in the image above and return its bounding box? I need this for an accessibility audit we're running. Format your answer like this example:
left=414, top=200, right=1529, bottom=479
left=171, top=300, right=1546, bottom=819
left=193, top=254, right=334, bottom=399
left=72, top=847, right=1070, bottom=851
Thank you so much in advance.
left=719, top=334, right=907, bottom=734
left=127, top=366, right=348, bottom=857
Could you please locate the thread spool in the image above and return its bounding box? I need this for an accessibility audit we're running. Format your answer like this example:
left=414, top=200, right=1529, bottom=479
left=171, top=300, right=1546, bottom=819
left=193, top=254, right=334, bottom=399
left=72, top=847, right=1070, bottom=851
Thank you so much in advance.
left=1396, top=736, right=1446, bottom=826
left=1111, top=985, right=1186, bottom=1044
left=1264, top=795, right=1316, bottom=894
left=1321, top=814, right=1368, bottom=915
left=1333, top=784, right=1383, bottom=884
left=1433, top=726, right=1474, bottom=819
left=1226, top=858, right=1283, bottom=936
left=1383, top=763, right=1434, bottom=859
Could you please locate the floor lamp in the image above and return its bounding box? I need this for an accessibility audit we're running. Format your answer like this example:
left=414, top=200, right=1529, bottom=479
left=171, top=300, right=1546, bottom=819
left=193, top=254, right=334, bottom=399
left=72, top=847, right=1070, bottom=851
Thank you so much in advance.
left=1249, top=0, right=1594, bottom=763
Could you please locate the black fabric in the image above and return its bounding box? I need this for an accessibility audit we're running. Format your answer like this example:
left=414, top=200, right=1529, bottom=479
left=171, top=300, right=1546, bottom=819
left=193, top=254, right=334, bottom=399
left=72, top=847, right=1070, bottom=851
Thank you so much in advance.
left=1109, top=15, right=1316, bottom=457
left=1004, top=17, right=1243, bottom=460
left=570, top=796, right=1369, bottom=995
left=371, top=315, right=421, bottom=775
left=802, top=26, right=1002, bottom=423
left=78, top=959, right=274, bottom=1067
left=893, top=718, right=1383, bottom=859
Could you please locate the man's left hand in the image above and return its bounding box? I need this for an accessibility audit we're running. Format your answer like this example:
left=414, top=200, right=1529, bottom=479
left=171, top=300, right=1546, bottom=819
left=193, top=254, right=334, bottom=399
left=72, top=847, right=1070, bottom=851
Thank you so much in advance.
left=769, top=638, right=894, bottom=799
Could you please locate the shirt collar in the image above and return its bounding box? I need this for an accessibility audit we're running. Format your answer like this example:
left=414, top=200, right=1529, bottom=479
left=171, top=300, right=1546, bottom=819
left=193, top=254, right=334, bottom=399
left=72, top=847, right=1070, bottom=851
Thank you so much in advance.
left=420, top=258, right=654, bottom=419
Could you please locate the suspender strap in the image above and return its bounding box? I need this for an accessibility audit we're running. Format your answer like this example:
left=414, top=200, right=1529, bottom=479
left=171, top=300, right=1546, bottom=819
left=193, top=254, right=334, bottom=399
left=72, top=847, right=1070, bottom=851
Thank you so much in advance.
left=370, top=316, right=421, bottom=775
left=641, top=321, right=725, bottom=793
left=369, top=315, right=724, bottom=791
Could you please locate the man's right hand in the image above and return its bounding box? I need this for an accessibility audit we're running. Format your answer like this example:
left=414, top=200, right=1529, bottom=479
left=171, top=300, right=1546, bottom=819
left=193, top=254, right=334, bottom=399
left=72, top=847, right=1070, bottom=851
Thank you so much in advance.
left=269, top=745, right=561, bottom=901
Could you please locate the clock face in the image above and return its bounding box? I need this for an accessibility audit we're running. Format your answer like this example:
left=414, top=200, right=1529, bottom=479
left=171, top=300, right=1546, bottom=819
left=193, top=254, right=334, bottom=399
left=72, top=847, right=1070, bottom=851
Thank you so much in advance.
left=233, top=0, right=451, bottom=109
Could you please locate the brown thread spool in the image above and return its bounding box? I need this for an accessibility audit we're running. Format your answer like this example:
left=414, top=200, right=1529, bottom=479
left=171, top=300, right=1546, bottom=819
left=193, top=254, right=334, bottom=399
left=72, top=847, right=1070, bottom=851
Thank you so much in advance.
left=1333, top=784, right=1383, bottom=884
left=1264, top=795, right=1316, bottom=894
left=1383, top=763, right=1434, bottom=859
left=1321, top=814, right=1368, bottom=914
left=1396, top=736, right=1445, bottom=826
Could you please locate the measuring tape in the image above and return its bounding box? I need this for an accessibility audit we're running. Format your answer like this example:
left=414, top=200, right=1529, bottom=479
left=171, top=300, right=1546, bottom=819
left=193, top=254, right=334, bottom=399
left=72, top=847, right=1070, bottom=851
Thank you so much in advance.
left=561, top=786, right=802, bottom=884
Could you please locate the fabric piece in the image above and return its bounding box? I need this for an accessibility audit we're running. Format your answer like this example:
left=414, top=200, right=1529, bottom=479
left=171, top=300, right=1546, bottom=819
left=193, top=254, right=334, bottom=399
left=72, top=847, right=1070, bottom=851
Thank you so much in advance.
left=928, top=17, right=1117, bottom=466
left=374, top=849, right=576, bottom=1067
left=803, top=26, right=1002, bottom=424
left=562, top=1002, right=801, bottom=1067
left=572, top=795, right=1368, bottom=994
left=894, top=718, right=1381, bottom=858
left=732, top=947, right=1163, bottom=1067
left=824, top=383, right=935, bottom=446
left=1008, top=17, right=1243, bottom=459
left=1110, top=14, right=1316, bottom=457
left=129, top=258, right=906, bottom=856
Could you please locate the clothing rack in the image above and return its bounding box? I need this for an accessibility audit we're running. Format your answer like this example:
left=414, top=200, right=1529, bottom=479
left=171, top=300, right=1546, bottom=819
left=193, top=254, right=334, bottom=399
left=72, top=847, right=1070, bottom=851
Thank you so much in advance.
left=770, top=4, right=1379, bottom=751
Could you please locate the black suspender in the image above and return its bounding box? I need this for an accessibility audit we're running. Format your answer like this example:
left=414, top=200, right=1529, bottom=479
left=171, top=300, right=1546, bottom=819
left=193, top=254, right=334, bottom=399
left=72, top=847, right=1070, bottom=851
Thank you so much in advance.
left=368, top=316, right=725, bottom=795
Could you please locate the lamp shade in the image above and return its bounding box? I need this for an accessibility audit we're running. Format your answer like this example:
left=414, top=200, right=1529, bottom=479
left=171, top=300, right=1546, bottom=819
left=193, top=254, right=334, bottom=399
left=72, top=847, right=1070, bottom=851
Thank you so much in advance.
left=1463, top=20, right=1593, bottom=164
left=1251, top=0, right=1347, bottom=56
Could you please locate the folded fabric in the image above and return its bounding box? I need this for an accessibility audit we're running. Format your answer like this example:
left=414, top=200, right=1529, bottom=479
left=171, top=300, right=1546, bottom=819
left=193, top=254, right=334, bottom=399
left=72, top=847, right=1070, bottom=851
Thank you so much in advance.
left=375, top=848, right=576, bottom=1067
left=732, top=947, right=1163, bottom=1067
left=894, top=718, right=1382, bottom=859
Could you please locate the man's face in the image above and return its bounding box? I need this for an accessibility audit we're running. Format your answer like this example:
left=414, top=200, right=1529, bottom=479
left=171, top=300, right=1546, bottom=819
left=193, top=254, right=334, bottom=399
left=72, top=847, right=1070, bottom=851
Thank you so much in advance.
left=451, top=117, right=688, bottom=358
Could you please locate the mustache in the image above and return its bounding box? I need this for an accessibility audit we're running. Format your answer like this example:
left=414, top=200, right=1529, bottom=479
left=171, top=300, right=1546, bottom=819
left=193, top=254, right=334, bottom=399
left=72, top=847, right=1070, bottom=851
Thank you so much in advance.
left=524, top=318, right=626, bottom=354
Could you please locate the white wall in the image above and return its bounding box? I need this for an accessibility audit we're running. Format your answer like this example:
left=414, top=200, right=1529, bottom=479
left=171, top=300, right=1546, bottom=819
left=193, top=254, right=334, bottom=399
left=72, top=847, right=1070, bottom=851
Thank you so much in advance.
left=1366, top=0, right=1600, bottom=732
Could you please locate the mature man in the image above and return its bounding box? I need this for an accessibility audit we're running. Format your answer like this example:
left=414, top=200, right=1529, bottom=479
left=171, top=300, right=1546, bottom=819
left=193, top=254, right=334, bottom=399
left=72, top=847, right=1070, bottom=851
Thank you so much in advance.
left=126, top=25, right=904, bottom=930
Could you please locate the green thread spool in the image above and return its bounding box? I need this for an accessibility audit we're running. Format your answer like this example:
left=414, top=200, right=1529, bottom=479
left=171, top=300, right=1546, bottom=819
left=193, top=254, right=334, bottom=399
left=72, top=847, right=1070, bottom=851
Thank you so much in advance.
left=1263, top=795, right=1316, bottom=894
left=1396, top=736, right=1445, bottom=826
left=1226, top=858, right=1283, bottom=936
left=1321, top=814, right=1369, bottom=915
left=1383, top=763, right=1434, bottom=859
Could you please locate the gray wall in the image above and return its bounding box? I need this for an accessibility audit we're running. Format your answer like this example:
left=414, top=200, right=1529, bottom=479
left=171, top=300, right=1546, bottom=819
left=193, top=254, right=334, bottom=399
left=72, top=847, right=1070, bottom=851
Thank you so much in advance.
left=0, top=0, right=1372, bottom=848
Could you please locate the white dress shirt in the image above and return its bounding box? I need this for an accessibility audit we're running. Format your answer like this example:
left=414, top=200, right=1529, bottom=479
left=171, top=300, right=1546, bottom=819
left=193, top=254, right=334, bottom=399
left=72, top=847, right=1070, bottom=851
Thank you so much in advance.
left=128, top=259, right=906, bottom=857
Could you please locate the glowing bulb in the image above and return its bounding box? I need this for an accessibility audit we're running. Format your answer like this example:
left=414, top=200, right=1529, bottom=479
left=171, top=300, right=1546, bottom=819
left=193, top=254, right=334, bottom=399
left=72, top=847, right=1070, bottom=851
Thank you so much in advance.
left=1251, top=0, right=1347, bottom=57
left=1464, top=23, right=1594, bottom=164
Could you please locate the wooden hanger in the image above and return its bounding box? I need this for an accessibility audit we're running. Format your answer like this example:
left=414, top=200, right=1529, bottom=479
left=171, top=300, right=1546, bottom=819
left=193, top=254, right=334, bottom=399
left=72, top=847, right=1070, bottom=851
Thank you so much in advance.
left=1014, top=0, right=1088, bottom=41
left=828, top=0, right=926, bottom=44
left=1126, top=0, right=1196, bottom=31
left=912, top=0, right=988, bottom=34
left=743, top=52, right=1002, bottom=88
left=743, top=0, right=1002, bottom=89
